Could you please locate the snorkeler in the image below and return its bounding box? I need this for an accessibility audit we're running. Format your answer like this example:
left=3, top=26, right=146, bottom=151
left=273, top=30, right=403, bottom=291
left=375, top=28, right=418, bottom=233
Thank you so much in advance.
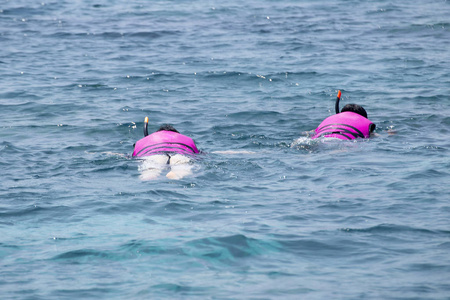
left=311, top=90, right=376, bottom=140
left=133, top=117, right=200, bottom=180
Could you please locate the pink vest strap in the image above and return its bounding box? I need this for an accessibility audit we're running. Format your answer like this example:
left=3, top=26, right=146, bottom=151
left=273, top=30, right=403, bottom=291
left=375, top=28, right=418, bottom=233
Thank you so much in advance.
left=312, top=112, right=374, bottom=140
left=132, top=131, right=199, bottom=157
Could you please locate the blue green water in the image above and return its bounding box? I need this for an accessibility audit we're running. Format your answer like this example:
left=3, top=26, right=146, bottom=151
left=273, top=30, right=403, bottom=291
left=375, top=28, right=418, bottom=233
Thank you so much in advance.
left=1, top=0, right=450, bottom=299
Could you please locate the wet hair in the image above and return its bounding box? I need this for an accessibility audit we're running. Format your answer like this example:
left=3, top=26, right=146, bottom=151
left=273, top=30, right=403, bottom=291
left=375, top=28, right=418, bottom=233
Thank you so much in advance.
left=157, top=124, right=179, bottom=133
left=341, top=104, right=368, bottom=119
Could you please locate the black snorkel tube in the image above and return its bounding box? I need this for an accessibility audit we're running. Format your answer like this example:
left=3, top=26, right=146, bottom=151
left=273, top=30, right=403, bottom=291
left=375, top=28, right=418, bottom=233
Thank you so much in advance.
left=143, top=116, right=149, bottom=137
left=334, top=90, right=342, bottom=114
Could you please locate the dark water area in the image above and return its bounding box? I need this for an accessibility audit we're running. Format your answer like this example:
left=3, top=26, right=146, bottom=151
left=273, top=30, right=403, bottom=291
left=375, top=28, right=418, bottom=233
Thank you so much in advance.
left=1, top=0, right=450, bottom=299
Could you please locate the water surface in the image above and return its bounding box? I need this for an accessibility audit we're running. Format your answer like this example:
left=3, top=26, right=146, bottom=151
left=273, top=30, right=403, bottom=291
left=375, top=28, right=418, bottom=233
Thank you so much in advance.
left=1, top=0, right=450, bottom=299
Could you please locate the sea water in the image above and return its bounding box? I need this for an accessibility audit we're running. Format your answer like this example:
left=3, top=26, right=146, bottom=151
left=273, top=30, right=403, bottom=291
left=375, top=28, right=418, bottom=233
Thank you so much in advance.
left=1, top=0, right=450, bottom=299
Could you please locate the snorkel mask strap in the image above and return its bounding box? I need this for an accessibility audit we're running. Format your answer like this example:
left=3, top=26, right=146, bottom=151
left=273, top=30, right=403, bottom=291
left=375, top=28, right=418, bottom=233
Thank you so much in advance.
left=143, top=116, right=149, bottom=137
left=335, top=90, right=342, bottom=114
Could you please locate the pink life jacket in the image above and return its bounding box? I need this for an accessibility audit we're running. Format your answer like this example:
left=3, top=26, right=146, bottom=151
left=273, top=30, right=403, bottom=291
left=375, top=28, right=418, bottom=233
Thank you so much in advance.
left=312, top=111, right=375, bottom=140
left=132, top=130, right=199, bottom=157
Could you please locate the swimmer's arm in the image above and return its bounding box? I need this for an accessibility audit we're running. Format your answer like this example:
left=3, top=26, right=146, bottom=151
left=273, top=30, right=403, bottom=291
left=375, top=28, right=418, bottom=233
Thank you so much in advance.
left=300, top=130, right=315, bottom=137
left=387, top=128, right=397, bottom=135
left=370, top=128, right=397, bottom=137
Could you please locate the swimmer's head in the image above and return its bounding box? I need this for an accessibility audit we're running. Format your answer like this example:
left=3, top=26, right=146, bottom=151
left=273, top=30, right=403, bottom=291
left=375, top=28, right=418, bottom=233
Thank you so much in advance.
left=341, top=104, right=368, bottom=119
left=157, top=124, right=179, bottom=133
